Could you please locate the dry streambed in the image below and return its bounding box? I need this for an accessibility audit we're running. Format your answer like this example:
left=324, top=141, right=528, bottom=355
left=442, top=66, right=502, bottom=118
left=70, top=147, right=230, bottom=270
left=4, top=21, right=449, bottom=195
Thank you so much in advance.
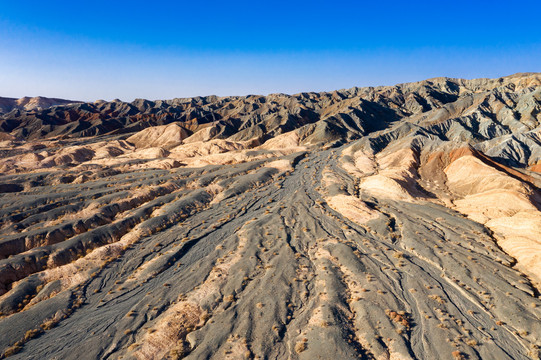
left=0, top=142, right=539, bottom=360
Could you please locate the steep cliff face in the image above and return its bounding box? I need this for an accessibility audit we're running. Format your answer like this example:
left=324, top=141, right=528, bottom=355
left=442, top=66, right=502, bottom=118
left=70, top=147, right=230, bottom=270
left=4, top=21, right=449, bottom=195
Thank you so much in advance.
left=0, top=73, right=540, bottom=360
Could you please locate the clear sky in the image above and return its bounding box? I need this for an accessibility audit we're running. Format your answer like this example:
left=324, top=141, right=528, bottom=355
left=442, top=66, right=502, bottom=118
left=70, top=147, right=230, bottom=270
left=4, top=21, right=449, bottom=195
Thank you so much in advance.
left=0, top=0, right=540, bottom=101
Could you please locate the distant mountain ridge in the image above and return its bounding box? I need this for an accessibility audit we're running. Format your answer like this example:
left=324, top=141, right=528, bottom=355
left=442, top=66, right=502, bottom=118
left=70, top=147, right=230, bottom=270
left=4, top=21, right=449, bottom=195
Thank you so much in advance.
left=0, top=96, right=81, bottom=115
left=1, top=73, right=539, bottom=142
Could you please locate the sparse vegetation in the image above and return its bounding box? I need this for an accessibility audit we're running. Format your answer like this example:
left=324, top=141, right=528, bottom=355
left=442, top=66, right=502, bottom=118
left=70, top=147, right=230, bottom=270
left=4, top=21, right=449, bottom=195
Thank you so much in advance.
left=295, top=339, right=307, bottom=353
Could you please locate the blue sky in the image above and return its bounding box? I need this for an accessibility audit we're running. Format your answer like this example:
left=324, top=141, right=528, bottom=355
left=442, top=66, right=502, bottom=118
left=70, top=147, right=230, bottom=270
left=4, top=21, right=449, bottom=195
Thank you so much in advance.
left=0, top=0, right=540, bottom=101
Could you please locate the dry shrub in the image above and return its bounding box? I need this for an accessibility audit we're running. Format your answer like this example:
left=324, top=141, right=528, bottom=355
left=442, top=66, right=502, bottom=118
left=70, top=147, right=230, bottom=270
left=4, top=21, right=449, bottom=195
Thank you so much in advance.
left=295, top=340, right=307, bottom=353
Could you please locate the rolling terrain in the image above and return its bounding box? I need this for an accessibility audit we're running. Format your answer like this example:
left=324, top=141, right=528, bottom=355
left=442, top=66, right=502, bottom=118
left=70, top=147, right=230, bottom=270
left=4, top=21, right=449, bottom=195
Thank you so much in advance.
left=0, top=73, right=540, bottom=359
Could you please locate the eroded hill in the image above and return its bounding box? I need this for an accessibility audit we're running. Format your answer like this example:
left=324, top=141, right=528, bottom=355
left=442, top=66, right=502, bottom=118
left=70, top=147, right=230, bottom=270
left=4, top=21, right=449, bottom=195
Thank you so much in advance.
left=0, top=73, right=540, bottom=360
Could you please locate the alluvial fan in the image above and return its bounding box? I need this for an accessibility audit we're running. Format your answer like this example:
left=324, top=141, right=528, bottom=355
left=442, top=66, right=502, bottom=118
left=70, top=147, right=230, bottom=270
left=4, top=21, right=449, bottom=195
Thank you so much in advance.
left=0, top=73, right=540, bottom=359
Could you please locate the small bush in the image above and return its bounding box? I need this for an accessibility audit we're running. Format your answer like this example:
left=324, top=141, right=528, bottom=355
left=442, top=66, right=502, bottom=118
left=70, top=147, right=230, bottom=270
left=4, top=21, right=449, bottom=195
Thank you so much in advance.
left=4, top=345, right=22, bottom=356
left=295, top=341, right=307, bottom=353
left=24, top=329, right=41, bottom=341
